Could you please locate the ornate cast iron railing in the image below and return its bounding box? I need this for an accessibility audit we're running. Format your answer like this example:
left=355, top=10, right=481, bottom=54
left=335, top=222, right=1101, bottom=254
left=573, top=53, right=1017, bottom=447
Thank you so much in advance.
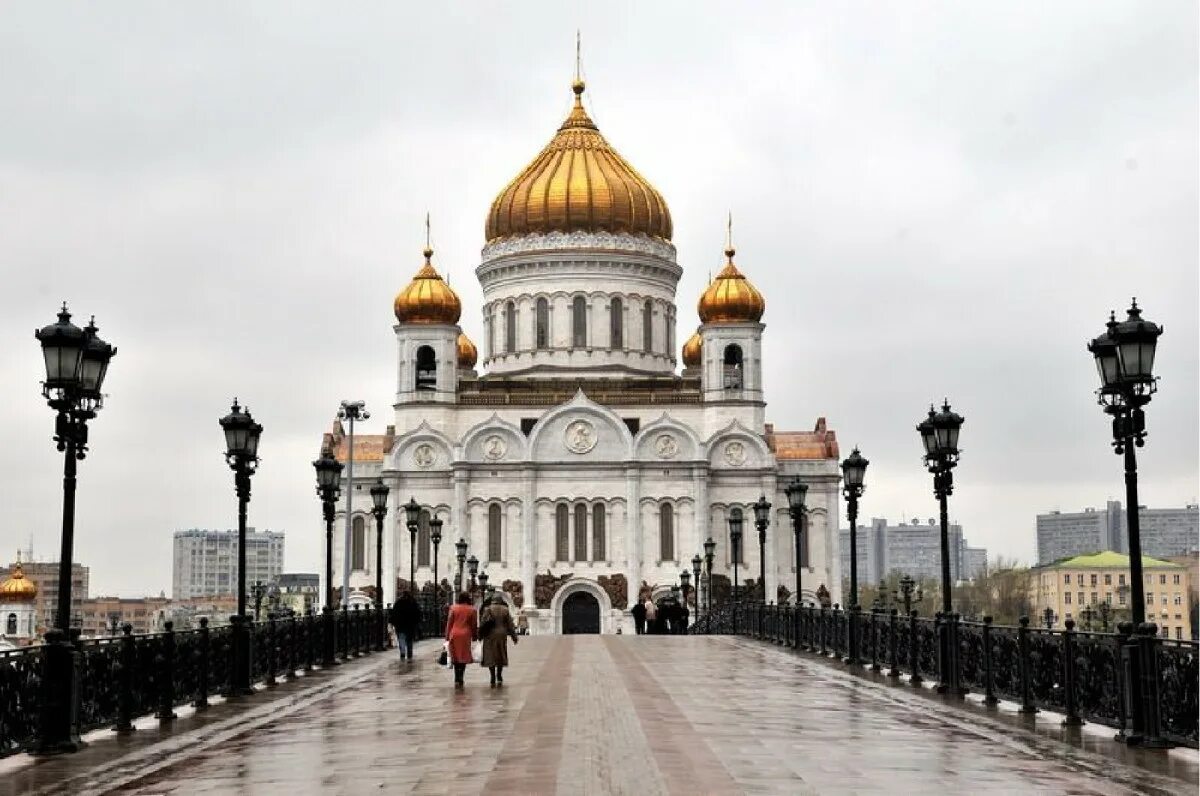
left=0, top=605, right=397, bottom=758
left=704, top=601, right=1198, bottom=749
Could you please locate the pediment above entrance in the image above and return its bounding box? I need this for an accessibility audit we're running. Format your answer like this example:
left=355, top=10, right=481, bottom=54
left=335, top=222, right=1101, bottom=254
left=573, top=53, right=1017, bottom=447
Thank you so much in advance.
left=388, top=422, right=454, bottom=472
left=527, top=390, right=633, bottom=463
left=460, top=414, right=527, bottom=464
left=632, top=413, right=702, bottom=462
left=705, top=420, right=772, bottom=470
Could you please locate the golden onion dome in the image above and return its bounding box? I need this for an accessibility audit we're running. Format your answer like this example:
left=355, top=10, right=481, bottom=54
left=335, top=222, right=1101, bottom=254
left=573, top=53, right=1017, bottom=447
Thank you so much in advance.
left=393, top=247, right=462, bottom=325
left=456, top=332, right=478, bottom=369
left=698, top=246, right=765, bottom=323
left=485, top=78, right=672, bottom=243
left=681, top=329, right=702, bottom=367
left=0, top=564, right=37, bottom=603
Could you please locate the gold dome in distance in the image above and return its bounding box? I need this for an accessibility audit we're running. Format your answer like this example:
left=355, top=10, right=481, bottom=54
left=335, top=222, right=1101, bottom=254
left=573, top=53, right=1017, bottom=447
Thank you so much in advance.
left=456, top=332, right=478, bottom=369
left=393, top=246, right=462, bottom=325
left=698, top=245, right=765, bottom=324
left=0, top=563, right=37, bottom=603
left=682, top=329, right=702, bottom=367
left=485, top=77, right=672, bottom=243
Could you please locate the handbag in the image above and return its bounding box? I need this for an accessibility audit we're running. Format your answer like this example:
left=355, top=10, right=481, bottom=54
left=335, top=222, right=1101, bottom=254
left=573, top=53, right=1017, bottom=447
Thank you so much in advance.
left=471, top=639, right=483, bottom=661
left=437, top=640, right=449, bottom=667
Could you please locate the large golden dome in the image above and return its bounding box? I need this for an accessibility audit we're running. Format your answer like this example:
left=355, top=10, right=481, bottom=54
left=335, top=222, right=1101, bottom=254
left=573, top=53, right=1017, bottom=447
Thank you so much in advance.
left=485, top=78, right=672, bottom=243
left=456, top=332, right=478, bottom=369
left=698, top=246, right=765, bottom=323
left=681, top=329, right=702, bottom=367
left=393, top=247, right=462, bottom=325
left=0, top=564, right=37, bottom=603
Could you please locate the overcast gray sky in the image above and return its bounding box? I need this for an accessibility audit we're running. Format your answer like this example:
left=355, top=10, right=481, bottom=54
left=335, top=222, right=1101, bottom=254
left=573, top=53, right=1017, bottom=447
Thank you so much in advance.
left=2, top=2, right=1195, bottom=596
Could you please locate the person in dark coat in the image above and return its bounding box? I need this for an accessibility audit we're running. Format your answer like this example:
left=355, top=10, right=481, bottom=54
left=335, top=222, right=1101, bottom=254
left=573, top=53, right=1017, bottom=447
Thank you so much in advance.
left=631, top=600, right=647, bottom=634
left=479, top=595, right=518, bottom=687
left=389, top=591, right=421, bottom=660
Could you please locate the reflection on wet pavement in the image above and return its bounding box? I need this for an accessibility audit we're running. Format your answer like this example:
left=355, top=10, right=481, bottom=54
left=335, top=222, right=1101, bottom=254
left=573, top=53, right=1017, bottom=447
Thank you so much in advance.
left=1, top=636, right=1195, bottom=795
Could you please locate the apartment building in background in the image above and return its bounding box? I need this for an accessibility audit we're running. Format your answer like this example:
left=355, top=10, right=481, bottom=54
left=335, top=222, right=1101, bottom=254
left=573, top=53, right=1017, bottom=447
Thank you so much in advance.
left=1037, top=501, right=1198, bottom=564
left=839, top=518, right=987, bottom=586
left=172, top=528, right=284, bottom=599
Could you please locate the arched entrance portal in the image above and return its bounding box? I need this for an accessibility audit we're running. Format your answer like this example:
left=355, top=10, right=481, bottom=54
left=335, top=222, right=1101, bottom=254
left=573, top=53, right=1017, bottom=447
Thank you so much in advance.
left=562, top=591, right=600, bottom=634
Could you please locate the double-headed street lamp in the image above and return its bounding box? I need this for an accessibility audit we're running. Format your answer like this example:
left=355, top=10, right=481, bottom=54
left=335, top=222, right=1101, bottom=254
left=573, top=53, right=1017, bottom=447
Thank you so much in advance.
left=700, top=537, right=710, bottom=624
left=728, top=508, right=744, bottom=601
left=784, top=481, right=808, bottom=606
left=220, top=399, right=263, bottom=696
left=430, top=517, right=444, bottom=619
left=752, top=496, right=771, bottom=605
left=1088, top=299, right=1165, bottom=746
left=691, top=555, right=702, bottom=618
left=467, top=554, right=479, bottom=592
left=336, top=401, right=368, bottom=606
left=896, top=574, right=923, bottom=616
left=403, top=497, right=421, bottom=593
left=477, top=570, right=489, bottom=605
left=840, top=447, right=869, bottom=665
left=369, top=480, right=389, bottom=610
left=679, top=570, right=691, bottom=629
left=455, top=538, right=468, bottom=592
left=917, top=400, right=964, bottom=694
left=313, top=449, right=343, bottom=666
left=34, top=305, right=116, bottom=753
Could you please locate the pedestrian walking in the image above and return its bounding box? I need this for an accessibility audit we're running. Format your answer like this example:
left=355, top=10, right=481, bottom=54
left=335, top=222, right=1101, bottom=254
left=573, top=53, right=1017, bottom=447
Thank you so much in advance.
left=516, top=612, right=529, bottom=636
left=389, top=590, right=420, bottom=660
left=479, top=594, right=518, bottom=687
left=643, top=598, right=658, bottom=634
left=631, top=600, right=647, bottom=634
left=444, top=591, right=478, bottom=688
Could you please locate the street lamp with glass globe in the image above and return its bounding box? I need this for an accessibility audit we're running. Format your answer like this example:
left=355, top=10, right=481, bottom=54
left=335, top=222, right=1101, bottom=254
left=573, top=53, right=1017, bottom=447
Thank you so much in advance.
left=841, top=447, right=869, bottom=665
left=691, top=554, right=702, bottom=619
left=430, top=517, right=444, bottom=623
left=403, top=497, right=421, bottom=594
left=369, top=480, right=389, bottom=610
left=34, top=304, right=116, bottom=753
left=313, top=449, right=343, bottom=666
left=784, top=480, right=808, bottom=607
left=455, top=538, right=468, bottom=593
left=703, top=537, right=716, bottom=630
left=219, top=399, right=263, bottom=696
left=752, top=496, right=771, bottom=605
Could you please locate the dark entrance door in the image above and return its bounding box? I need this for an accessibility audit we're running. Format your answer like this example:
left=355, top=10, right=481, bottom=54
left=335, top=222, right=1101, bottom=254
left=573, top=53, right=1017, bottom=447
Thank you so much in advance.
left=562, top=591, right=600, bottom=634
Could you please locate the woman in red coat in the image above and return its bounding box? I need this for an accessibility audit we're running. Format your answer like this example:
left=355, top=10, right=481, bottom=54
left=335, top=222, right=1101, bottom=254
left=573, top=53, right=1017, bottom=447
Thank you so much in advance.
left=444, top=591, right=478, bottom=687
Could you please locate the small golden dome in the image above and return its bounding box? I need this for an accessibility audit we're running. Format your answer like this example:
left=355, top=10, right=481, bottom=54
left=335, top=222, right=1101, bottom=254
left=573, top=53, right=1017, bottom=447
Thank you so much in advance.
left=393, top=247, right=462, bottom=325
left=456, top=332, right=478, bottom=369
left=0, top=564, right=37, bottom=603
left=682, top=329, right=702, bottom=367
left=485, top=77, right=672, bottom=243
left=698, top=246, right=765, bottom=323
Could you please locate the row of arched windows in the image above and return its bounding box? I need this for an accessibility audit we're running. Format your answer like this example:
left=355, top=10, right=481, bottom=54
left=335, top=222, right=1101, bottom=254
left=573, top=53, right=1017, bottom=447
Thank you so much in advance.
left=487, top=296, right=674, bottom=358
left=554, top=502, right=607, bottom=563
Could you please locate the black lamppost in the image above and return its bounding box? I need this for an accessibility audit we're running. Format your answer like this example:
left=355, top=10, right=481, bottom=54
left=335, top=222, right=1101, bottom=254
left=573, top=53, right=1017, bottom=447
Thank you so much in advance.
left=455, top=538, right=468, bottom=593
left=252, top=580, right=265, bottom=622
left=1042, top=607, right=1057, bottom=630
left=403, top=497, right=421, bottom=593
left=841, top=447, right=869, bottom=666
left=34, top=305, right=116, bottom=753
left=430, top=517, right=443, bottom=621
left=691, top=554, right=702, bottom=618
left=313, top=450, right=343, bottom=667
left=784, top=480, right=808, bottom=606
left=703, top=537, right=716, bottom=629
left=467, top=554, right=479, bottom=592
left=917, top=400, right=964, bottom=695
left=679, top=570, right=691, bottom=631
left=896, top=574, right=923, bottom=616
left=369, top=480, right=389, bottom=610
left=477, top=570, right=489, bottom=606
left=728, top=508, right=744, bottom=601
left=752, top=495, right=771, bottom=605
left=1088, top=301, right=1166, bottom=742
left=1098, top=601, right=1114, bottom=633
left=220, top=399, right=262, bottom=696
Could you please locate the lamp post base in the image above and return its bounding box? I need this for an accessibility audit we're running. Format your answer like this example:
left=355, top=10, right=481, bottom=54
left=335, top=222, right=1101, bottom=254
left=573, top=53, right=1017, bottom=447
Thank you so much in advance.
left=226, top=615, right=255, bottom=697
left=321, top=607, right=339, bottom=667
left=33, top=630, right=83, bottom=755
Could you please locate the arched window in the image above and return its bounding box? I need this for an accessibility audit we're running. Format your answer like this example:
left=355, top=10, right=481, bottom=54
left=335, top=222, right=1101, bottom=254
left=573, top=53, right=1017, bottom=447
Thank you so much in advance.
left=660, top=503, right=675, bottom=561
left=488, top=504, right=502, bottom=563
left=505, top=300, right=516, bottom=353
left=555, top=504, right=569, bottom=561
left=5, top=613, right=15, bottom=635
left=610, top=297, right=623, bottom=349
left=415, top=345, right=437, bottom=391
left=642, top=300, right=654, bottom=351
left=729, top=507, right=743, bottom=565
left=417, top=510, right=431, bottom=566
left=536, top=298, right=550, bottom=349
left=592, top=503, right=606, bottom=562
left=723, top=344, right=744, bottom=390
left=351, top=515, right=366, bottom=570
left=572, top=296, right=587, bottom=347
left=574, top=504, right=588, bottom=562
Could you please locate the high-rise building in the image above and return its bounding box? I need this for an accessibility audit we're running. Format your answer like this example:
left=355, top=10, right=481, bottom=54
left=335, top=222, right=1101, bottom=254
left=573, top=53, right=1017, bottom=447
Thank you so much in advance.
left=172, top=528, right=285, bottom=599
left=0, top=560, right=89, bottom=631
left=839, top=518, right=984, bottom=586
left=1036, top=502, right=1197, bottom=564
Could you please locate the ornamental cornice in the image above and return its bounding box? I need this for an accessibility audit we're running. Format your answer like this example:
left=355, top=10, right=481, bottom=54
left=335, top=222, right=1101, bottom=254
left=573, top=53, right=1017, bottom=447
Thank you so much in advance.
left=476, top=254, right=682, bottom=293
left=481, top=231, right=676, bottom=264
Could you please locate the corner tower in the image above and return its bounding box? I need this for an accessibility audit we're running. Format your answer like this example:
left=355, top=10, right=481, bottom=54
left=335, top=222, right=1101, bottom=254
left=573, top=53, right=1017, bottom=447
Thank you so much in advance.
left=697, top=236, right=766, bottom=406
left=393, top=242, right=462, bottom=404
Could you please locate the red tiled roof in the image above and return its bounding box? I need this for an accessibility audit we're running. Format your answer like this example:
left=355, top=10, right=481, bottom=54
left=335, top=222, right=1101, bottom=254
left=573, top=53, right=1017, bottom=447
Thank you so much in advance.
left=766, top=418, right=839, bottom=461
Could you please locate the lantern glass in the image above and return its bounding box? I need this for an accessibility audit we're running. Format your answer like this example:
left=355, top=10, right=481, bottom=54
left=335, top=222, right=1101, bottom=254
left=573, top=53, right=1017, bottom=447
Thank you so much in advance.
left=370, top=480, right=389, bottom=511
left=455, top=538, right=468, bottom=560
left=467, top=555, right=479, bottom=576
left=313, top=454, right=342, bottom=490
left=404, top=498, right=422, bottom=528
left=841, top=448, right=868, bottom=489
left=703, top=537, right=716, bottom=562
left=36, top=307, right=85, bottom=388
left=917, top=410, right=937, bottom=456
left=752, top=496, right=771, bottom=526
left=245, top=420, right=262, bottom=459
left=77, top=320, right=115, bottom=396
left=1089, top=322, right=1121, bottom=390
left=680, top=570, right=691, bottom=589
left=785, top=480, right=807, bottom=513
left=728, top=508, right=743, bottom=539
left=430, top=517, right=443, bottom=544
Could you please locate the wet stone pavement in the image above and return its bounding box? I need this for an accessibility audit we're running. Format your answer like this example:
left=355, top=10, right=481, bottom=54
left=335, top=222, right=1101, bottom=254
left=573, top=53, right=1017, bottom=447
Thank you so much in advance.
left=2, top=635, right=1197, bottom=795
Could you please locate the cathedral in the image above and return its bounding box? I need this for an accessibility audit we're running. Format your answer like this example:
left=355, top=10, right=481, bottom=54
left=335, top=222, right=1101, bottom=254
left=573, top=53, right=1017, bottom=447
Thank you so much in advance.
left=321, top=69, right=843, bottom=634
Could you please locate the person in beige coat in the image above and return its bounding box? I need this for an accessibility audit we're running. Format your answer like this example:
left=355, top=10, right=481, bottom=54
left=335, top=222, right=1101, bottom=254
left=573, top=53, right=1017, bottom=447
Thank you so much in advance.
left=479, top=595, right=518, bottom=687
